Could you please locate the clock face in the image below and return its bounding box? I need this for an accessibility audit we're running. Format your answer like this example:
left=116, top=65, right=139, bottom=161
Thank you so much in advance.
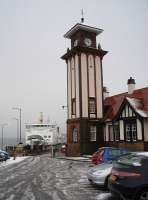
left=84, top=38, right=92, bottom=46
left=74, top=39, right=78, bottom=47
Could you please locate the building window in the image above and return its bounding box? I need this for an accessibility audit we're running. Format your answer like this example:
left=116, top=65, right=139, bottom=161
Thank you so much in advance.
left=89, top=126, right=96, bottom=141
left=72, top=98, right=76, bottom=115
left=125, top=121, right=137, bottom=142
left=114, top=124, right=120, bottom=141
left=89, top=98, right=96, bottom=114
left=109, top=125, right=114, bottom=141
left=72, top=128, right=78, bottom=143
left=104, top=127, right=106, bottom=141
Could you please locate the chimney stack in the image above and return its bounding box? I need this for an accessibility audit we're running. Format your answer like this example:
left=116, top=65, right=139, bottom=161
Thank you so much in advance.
left=103, top=86, right=109, bottom=99
left=127, top=77, right=136, bottom=94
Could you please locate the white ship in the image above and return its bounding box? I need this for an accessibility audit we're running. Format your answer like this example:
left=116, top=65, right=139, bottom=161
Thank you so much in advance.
left=25, top=113, right=59, bottom=146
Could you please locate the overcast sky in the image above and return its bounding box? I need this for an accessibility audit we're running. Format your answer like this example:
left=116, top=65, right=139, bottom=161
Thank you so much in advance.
left=0, top=0, right=148, bottom=140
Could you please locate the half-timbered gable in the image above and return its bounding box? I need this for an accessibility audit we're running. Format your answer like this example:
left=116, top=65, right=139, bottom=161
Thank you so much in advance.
left=104, top=87, right=148, bottom=151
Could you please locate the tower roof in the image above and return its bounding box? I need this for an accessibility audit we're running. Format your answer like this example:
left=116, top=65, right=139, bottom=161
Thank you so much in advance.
left=64, top=23, right=103, bottom=39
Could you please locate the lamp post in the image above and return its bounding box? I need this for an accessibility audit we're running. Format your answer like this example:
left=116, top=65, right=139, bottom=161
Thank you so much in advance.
left=12, top=107, right=22, bottom=144
left=61, top=105, right=67, bottom=110
left=1, top=123, right=7, bottom=150
left=62, top=105, right=68, bottom=117
left=13, top=118, right=19, bottom=144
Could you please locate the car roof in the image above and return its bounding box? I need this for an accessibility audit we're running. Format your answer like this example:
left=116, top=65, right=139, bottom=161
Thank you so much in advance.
left=0, top=150, right=8, bottom=154
left=135, top=152, right=148, bottom=157
left=99, top=147, right=126, bottom=150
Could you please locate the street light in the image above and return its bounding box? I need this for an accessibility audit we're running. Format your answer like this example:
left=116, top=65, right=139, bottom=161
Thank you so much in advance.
left=13, top=118, right=19, bottom=144
left=12, top=107, right=22, bottom=144
left=62, top=105, right=67, bottom=110
left=1, top=123, right=7, bottom=150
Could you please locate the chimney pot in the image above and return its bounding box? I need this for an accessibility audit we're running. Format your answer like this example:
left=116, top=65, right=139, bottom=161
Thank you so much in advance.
left=103, top=86, right=109, bottom=99
left=127, top=77, right=136, bottom=94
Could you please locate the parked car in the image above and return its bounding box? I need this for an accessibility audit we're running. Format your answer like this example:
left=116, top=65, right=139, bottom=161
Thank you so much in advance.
left=0, top=150, right=10, bottom=161
left=87, top=152, right=131, bottom=189
left=0, top=154, right=5, bottom=162
left=60, top=144, right=67, bottom=154
left=91, top=147, right=128, bottom=165
left=87, top=162, right=113, bottom=189
left=108, top=152, right=148, bottom=200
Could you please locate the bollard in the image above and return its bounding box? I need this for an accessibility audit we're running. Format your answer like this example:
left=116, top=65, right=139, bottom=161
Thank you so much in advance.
left=13, top=151, right=16, bottom=160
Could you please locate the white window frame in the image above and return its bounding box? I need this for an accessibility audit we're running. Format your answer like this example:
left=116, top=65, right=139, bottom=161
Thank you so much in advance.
left=109, top=125, right=114, bottom=141
left=125, top=122, right=137, bottom=142
left=89, top=126, right=96, bottom=141
left=89, top=98, right=96, bottom=114
left=72, top=128, right=78, bottom=143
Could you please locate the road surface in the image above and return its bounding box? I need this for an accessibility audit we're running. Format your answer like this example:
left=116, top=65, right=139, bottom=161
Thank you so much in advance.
left=0, top=154, right=117, bottom=200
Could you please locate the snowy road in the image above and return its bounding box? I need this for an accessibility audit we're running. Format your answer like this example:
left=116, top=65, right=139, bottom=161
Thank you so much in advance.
left=0, top=154, right=116, bottom=200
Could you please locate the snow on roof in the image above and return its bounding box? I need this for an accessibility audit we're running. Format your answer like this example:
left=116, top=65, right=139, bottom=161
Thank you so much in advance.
left=136, top=152, right=148, bottom=157
left=104, top=87, right=148, bottom=120
left=126, top=97, right=148, bottom=118
left=64, top=23, right=103, bottom=38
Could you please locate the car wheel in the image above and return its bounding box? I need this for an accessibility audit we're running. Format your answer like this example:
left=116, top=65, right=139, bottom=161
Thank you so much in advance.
left=136, top=188, right=148, bottom=200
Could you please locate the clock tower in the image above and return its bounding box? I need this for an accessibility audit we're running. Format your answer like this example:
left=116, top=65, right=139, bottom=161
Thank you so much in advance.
left=61, top=23, right=107, bottom=156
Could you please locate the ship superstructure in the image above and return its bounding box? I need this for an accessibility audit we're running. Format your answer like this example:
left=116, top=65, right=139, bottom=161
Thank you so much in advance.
left=25, top=113, right=59, bottom=146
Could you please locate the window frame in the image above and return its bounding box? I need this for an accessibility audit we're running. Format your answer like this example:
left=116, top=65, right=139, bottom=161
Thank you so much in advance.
left=71, top=98, right=76, bottom=115
left=108, top=125, right=114, bottom=141
left=124, top=119, right=137, bottom=142
left=72, top=127, right=78, bottom=143
left=89, top=97, right=96, bottom=114
left=89, top=125, right=97, bottom=142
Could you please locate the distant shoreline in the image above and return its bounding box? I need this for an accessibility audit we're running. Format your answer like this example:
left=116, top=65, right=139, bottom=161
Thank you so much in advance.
left=0, top=138, right=26, bottom=146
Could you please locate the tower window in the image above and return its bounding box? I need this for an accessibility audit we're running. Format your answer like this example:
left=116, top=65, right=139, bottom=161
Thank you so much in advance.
left=72, top=98, right=76, bottom=115
left=89, top=126, right=96, bottom=141
left=72, top=128, right=78, bottom=143
left=89, top=98, right=96, bottom=114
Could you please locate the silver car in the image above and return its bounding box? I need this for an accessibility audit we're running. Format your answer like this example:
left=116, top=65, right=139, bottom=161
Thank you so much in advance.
left=87, top=162, right=113, bottom=188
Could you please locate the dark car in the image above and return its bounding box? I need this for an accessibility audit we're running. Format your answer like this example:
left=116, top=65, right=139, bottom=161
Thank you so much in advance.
left=0, top=154, right=5, bottom=162
left=91, top=147, right=128, bottom=165
left=108, top=152, right=148, bottom=200
left=0, top=150, right=10, bottom=161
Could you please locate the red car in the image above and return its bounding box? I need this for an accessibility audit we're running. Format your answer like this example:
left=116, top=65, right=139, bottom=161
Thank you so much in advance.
left=91, top=147, right=128, bottom=165
left=60, top=145, right=67, bottom=154
left=91, top=148, right=104, bottom=165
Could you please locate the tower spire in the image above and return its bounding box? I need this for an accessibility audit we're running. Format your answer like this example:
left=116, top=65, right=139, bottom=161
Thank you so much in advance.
left=81, top=9, right=84, bottom=23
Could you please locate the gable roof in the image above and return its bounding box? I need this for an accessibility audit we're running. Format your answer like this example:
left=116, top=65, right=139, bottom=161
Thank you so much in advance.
left=104, top=87, right=148, bottom=121
left=126, top=97, right=148, bottom=118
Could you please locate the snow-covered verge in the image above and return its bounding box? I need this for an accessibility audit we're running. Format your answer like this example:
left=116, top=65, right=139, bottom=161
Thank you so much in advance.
left=0, top=156, right=28, bottom=168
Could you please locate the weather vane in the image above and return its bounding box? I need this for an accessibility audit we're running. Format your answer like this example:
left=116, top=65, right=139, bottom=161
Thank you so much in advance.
left=81, top=9, right=84, bottom=23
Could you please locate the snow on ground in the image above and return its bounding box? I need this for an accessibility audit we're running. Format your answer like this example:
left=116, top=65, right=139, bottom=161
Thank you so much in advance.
left=58, top=156, right=91, bottom=161
left=96, top=193, right=112, bottom=200
left=0, top=156, right=28, bottom=167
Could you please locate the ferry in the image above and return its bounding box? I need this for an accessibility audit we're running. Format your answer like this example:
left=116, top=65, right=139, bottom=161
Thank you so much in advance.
left=25, top=113, right=59, bottom=146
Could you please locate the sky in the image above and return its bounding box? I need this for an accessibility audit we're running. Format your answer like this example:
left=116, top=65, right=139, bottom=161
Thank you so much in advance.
left=0, top=0, right=148, bottom=140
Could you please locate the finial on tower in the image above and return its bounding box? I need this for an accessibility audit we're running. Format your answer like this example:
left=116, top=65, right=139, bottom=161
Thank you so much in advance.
left=81, top=9, right=84, bottom=23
